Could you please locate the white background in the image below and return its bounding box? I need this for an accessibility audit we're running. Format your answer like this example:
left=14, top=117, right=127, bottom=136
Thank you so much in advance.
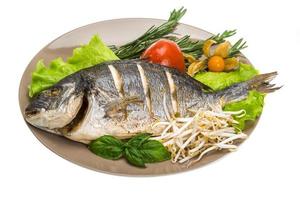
left=1, top=0, right=299, bottom=199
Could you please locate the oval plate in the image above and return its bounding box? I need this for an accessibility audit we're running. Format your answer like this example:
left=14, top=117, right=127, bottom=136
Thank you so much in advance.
left=19, top=18, right=257, bottom=176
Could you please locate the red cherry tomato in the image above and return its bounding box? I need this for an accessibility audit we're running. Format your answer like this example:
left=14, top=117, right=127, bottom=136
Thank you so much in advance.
left=141, top=39, right=185, bottom=72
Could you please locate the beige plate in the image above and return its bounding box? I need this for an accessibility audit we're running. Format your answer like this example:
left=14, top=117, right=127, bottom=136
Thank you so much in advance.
left=19, top=18, right=257, bottom=176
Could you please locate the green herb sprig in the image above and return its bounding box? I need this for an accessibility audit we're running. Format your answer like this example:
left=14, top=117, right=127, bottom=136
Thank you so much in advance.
left=171, top=35, right=204, bottom=58
left=211, top=29, right=237, bottom=43
left=110, top=6, right=242, bottom=60
left=228, top=38, right=248, bottom=57
left=89, top=133, right=170, bottom=167
left=111, top=7, right=186, bottom=59
left=210, top=30, right=247, bottom=57
left=173, top=29, right=240, bottom=58
left=111, top=29, right=240, bottom=60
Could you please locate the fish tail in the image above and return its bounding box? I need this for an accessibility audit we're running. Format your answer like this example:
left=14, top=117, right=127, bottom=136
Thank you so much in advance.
left=217, top=71, right=281, bottom=105
left=246, top=72, right=281, bottom=93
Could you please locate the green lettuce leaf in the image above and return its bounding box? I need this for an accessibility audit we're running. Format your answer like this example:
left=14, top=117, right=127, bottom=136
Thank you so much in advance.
left=194, top=63, right=264, bottom=130
left=224, top=91, right=264, bottom=130
left=194, top=63, right=258, bottom=91
left=67, top=35, right=119, bottom=68
left=28, top=35, right=119, bottom=97
left=28, top=58, right=76, bottom=97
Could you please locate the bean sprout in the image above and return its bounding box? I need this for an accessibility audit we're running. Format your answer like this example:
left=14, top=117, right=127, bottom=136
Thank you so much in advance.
left=151, top=105, right=247, bottom=167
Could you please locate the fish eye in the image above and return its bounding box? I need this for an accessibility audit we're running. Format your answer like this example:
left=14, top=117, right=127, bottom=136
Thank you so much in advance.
left=51, top=88, right=60, bottom=96
left=45, top=88, right=60, bottom=96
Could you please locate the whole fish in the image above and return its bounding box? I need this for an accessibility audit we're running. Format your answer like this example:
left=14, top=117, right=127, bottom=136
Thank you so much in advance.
left=25, top=59, right=279, bottom=143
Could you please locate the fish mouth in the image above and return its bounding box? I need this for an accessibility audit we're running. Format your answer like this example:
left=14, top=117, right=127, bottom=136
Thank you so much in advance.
left=57, top=95, right=89, bottom=135
left=24, top=107, right=60, bottom=134
left=24, top=105, right=43, bottom=121
left=24, top=93, right=86, bottom=134
left=25, top=108, right=40, bottom=118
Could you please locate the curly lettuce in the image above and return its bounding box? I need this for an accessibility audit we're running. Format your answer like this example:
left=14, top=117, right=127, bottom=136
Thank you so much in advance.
left=224, top=91, right=264, bottom=129
left=28, top=35, right=119, bottom=97
left=67, top=35, right=119, bottom=68
left=194, top=63, right=258, bottom=91
left=194, top=63, right=264, bottom=130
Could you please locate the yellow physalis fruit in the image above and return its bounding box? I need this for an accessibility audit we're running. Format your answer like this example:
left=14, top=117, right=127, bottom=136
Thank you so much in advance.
left=208, top=56, right=225, bottom=72
left=183, top=53, right=196, bottom=64
left=224, top=57, right=239, bottom=71
left=187, top=60, right=206, bottom=76
left=214, top=41, right=231, bottom=58
left=203, top=39, right=216, bottom=57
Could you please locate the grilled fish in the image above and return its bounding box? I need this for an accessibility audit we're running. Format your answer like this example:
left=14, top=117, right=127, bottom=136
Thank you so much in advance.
left=25, top=59, right=279, bottom=143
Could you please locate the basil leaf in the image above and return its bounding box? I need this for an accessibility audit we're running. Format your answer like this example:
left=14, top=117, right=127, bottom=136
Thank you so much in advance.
left=89, top=135, right=124, bottom=160
left=124, top=147, right=145, bottom=168
left=126, top=133, right=150, bottom=148
left=125, top=133, right=170, bottom=165
left=89, top=133, right=170, bottom=168
left=140, top=140, right=171, bottom=163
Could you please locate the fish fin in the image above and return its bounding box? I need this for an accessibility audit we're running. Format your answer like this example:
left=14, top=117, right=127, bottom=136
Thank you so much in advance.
left=104, top=96, right=143, bottom=118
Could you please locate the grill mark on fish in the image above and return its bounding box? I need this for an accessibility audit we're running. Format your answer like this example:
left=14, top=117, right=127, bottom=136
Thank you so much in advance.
left=141, top=62, right=173, bottom=119
left=137, top=63, right=152, bottom=114
left=165, top=69, right=178, bottom=115
left=108, top=64, right=124, bottom=98
left=112, top=62, right=145, bottom=114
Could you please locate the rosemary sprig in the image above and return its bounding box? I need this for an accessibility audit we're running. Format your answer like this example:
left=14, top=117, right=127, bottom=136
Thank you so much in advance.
left=110, top=6, right=240, bottom=60
left=112, top=7, right=187, bottom=59
left=174, top=29, right=238, bottom=58
left=167, top=35, right=204, bottom=58
left=228, top=38, right=247, bottom=57
left=211, top=29, right=237, bottom=43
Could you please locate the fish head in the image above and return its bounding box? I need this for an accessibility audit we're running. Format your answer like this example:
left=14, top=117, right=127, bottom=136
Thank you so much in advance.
left=25, top=82, right=84, bottom=133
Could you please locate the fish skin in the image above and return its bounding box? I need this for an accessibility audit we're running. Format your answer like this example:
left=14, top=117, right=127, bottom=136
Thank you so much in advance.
left=25, top=59, right=279, bottom=143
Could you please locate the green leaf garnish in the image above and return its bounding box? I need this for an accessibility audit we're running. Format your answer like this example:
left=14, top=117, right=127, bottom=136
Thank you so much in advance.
left=124, top=147, right=146, bottom=168
left=139, top=140, right=171, bottom=163
left=194, top=63, right=258, bottom=91
left=88, top=133, right=170, bottom=168
left=224, top=91, right=265, bottom=130
left=89, top=135, right=124, bottom=160
left=28, top=35, right=119, bottom=97
left=126, top=133, right=151, bottom=148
